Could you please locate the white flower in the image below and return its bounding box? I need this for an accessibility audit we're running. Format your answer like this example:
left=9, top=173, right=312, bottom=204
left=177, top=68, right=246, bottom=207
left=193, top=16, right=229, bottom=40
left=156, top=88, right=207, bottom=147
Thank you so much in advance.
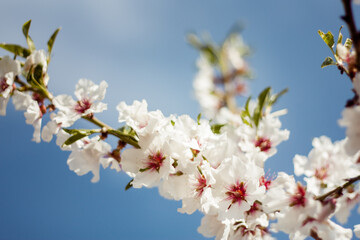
left=197, top=214, right=232, bottom=240
left=354, top=224, right=360, bottom=238
left=193, top=55, right=221, bottom=119
left=0, top=56, right=21, bottom=115
left=213, top=155, right=265, bottom=222
left=67, top=136, right=118, bottom=183
left=41, top=113, right=61, bottom=142
left=23, top=50, right=47, bottom=73
left=24, top=100, right=42, bottom=143
left=12, top=91, right=34, bottom=110
left=53, top=79, right=108, bottom=127
left=12, top=90, right=43, bottom=143
left=293, top=136, right=360, bottom=195
left=339, top=106, right=360, bottom=155
left=121, top=131, right=176, bottom=188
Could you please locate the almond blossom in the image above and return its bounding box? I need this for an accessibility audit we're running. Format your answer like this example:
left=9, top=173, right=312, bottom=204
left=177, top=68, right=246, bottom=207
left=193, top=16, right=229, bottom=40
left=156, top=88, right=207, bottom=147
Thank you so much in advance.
left=53, top=78, right=108, bottom=127
left=0, top=56, right=21, bottom=115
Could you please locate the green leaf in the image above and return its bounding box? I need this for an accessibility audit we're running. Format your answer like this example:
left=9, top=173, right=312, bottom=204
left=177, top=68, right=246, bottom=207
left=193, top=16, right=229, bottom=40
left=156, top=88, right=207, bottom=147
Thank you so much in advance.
left=33, top=64, right=43, bottom=83
left=22, top=20, right=35, bottom=52
left=269, top=88, right=288, bottom=106
left=47, top=28, right=61, bottom=63
left=318, top=30, right=335, bottom=54
left=337, top=26, right=343, bottom=45
left=187, top=34, right=218, bottom=64
left=125, top=179, right=133, bottom=191
left=171, top=120, right=175, bottom=126
left=253, top=87, right=271, bottom=127
left=240, top=114, right=252, bottom=127
left=200, top=45, right=218, bottom=64
left=344, top=38, right=353, bottom=50
left=0, top=43, right=31, bottom=58
left=241, top=96, right=253, bottom=127
left=62, top=129, right=100, bottom=146
left=244, top=96, right=251, bottom=118
left=63, top=132, right=89, bottom=146
left=197, top=113, right=201, bottom=125
left=211, top=124, right=225, bottom=134
left=109, top=127, right=140, bottom=148
left=321, top=57, right=336, bottom=68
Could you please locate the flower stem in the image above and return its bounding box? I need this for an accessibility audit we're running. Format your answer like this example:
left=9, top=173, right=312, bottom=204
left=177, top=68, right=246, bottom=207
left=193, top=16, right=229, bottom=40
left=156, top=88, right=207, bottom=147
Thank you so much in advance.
left=315, top=175, right=360, bottom=201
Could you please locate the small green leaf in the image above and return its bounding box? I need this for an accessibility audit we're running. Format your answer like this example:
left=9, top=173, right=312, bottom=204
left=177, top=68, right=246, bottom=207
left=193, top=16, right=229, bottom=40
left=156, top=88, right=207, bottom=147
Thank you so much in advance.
left=318, top=30, right=335, bottom=54
left=47, top=28, right=61, bottom=63
left=244, top=96, right=251, bottom=118
left=200, top=45, right=218, bottom=64
left=125, top=179, right=133, bottom=191
left=187, top=34, right=218, bottom=64
left=321, top=57, right=336, bottom=68
left=197, top=113, right=201, bottom=125
left=344, top=38, right=353, bottom=50
left=253, top=87, right=271, bottom=127
left=269, top=88, right=288, bottom=106
left=62, top=129, right=100, bottom=146
left=240, top=114, right=252, bottom=127
left=22, top=20, right=35, bottom=52
left=33, top=64, right=43, bottom=84
left=171, top=120, right=175, bottom=126
left=337, top=26, right=343, bottom=45
left=211, top=124, right=225, bottom=134
left=63, top=133, right=89, bottom=146
left=109, top=127, right=140, bottom=148
left=0, top=43, right=31, bottom=58
left=63, top=128, right=79, bottom=134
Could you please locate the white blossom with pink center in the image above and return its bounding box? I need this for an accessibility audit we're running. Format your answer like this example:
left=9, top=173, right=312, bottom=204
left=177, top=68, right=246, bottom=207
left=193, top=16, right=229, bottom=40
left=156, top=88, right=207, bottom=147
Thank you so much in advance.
left=121, top=130, right=178, bottom=188
left=294, top=136, right=360, bottom=195
left=53, top=78, right=108, bottom=127
left=211, top=155, right=265, bottom=222
left=269, top=176, right=353, bottom=240
left=237, top=114, right=289, bottom=164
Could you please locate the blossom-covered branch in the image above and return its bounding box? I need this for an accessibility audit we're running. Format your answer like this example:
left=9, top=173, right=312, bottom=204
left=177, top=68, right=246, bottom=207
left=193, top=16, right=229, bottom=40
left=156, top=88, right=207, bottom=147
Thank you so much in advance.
left=1, top=1, right=360, bottom=239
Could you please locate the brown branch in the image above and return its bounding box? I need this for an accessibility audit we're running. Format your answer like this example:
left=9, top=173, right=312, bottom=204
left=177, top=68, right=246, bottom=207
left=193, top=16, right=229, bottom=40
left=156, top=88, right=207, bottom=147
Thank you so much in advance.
left=315, top=175, right=360, bottom=201
left=341, top=0, right=360, bottom=72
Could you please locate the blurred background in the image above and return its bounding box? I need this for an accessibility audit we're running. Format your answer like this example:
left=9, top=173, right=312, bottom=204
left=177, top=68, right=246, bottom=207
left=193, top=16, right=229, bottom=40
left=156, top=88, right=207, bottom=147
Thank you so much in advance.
left=0, top=0, right=359, bottom=239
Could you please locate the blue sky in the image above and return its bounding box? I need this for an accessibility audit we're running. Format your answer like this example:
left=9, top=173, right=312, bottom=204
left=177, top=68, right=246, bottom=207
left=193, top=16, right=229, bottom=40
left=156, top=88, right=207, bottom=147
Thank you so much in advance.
left=0, top=0, right=359, bottom=239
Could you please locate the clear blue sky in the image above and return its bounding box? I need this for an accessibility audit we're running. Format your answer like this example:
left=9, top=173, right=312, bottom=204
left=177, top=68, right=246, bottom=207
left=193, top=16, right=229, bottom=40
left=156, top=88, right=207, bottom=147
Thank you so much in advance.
left=0, top=0, right=358, bottom=239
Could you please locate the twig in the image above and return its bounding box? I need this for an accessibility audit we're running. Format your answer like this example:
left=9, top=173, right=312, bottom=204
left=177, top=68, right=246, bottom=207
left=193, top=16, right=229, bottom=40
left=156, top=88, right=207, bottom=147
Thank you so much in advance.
left=315, top=175, right=360, bottom=201
left=341, top=0, right=360, bottom=72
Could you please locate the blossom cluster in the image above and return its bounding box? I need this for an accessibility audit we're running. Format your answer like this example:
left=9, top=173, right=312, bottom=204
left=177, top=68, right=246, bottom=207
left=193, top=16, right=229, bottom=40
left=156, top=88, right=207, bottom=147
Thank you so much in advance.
left=1, top=18, right=360, bottom=240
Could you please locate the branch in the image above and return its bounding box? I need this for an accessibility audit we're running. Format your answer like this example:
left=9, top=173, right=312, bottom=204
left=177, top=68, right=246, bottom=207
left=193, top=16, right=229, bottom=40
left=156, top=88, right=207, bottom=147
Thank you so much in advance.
left=341, top=0, right=360, bottom=72
left=315, top=175, right=360, bottom=201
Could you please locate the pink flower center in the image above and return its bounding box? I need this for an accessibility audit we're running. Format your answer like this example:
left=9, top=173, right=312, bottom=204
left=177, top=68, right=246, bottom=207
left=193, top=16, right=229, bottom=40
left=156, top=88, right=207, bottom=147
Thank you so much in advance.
left=0, top=77, right=9, bottom=92
left=144, top=151, right=166, bottom=172
left=259, top=175, right=272, bottom=190
left=225, top=181, right=248, bottom=209
left=290, top=183, right=307, bottom=208
left=314, top=166, right=328, bottom=180
left=74, top=98, right=92, bottom=114
left=255, top=137, right=271, bottom=152
left=246, top=201, right=261, bottom=215
left=195, top=175, right=207, bottom=197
